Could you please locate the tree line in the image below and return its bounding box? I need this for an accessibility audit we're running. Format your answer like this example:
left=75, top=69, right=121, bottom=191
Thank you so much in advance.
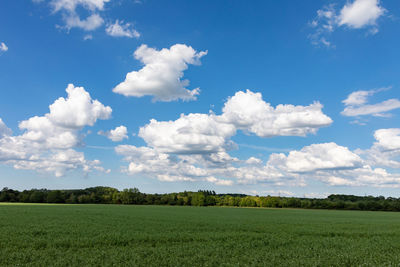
left=1, top=187, right=400, bottom=211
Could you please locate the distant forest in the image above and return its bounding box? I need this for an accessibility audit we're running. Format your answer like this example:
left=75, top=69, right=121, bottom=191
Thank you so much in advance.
left=1, top=187, right=400, bottom=212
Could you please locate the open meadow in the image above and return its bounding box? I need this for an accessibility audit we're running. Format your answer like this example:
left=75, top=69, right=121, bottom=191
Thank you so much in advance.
left=1, top=203, right=400, bottom=266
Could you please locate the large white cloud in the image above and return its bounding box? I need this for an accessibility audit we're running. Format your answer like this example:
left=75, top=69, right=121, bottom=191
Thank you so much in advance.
left=138, top=90, right=331, bottom=155
left=341, top=88, right=400, bottom=117
left=116, top=90, right=334, bottom=186
left=113, top=44, right=207, bottom=102
left=114, top=88, right=400, bottom=188
left=116, top=131, right=400, bottom=188
left=262, top=142, right=400, bottom=188
left=0, top=84, right=111, bottom=176
left=48, top=84, right=111, bottom=128
left=221, top=90, right=332, bottom=137
left=139, top=113, right=236, bottom=154
left=273, top=142, right=363, bottom=173
left=309, top=0, right=386, bottom=47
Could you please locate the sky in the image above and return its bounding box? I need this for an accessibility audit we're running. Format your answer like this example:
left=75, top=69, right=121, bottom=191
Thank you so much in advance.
left=0, top=0, right=400, bottom=197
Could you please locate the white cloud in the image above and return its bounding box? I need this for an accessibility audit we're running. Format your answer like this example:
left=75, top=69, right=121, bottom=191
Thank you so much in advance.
left=309, top=0, right=386, bottom=47
left=374, top=128, right=400, bottom=151
left=98, top=125, right=129, bottom=142
left=64, top=13, right=104, bottom=31
left=341, top=88, right=400, bottom=117
left=47, top=84, right=111, bottom=128
left=115, top=145, right=233, bottom=185
left=338, top=0, right=385, bottom=29
left=319, top=166, right=400, bottom=188
left=105, top=20, right=140, bottom=38
left=115, top=90, right=333, bottom=186
left=275, top=142, right=363, bottom=173
left=245, top=157, right=263, bottom=165
left=11, top=149, right=106, bottom=177
left=113, top=44, right=207, bottom=102
left=138, top=90, right=331, bottom=156
left=113, top=89, right=400, bottom=188
left=0, top=119, right=12, bottom=138
left=116, top=132, right=400, bottom=188
left=221, top=90, right=332, bottom=137
left=83, top=34, right=93, bottom=40
left=0, top=84, right=111, bottom=176
left=45, top=0, right=110, bottom=31
left=261, top=141, right=400, bottom=188
left=342, top=89, right=376, bottom=106
left=354, top=128, right=400, bottom=169
left=50, top=0, right=110, bottom=12
left=0, top=42, right=8, bottom=52
left=139, top=113, right=236, bottom=154
left=342, top=99, right=400, bottom=117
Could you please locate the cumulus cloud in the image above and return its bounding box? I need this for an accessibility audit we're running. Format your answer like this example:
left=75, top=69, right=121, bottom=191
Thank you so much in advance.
left=118, top=126, right=400, bottom=188
left=98, top=125, right=129, bottom=142
left=112, top=88, right=399, bottom=188
left=354, top=128, right=400, bottom=170
left=341, top=88, right=400, bottom=117
left=309, top=0, right=386, bottom=47
left=116, top=90, right=333, bottom=186
left=338, top=0, right=385, bottom=29
left=0, top=84, right=111, bottom=176
left=113, top=44, right=207, bottom=102
left=105, top=20, right=140, bottom=38
left=138, top=90, right=331, bottom=156
left=0, top=42, right=8, bottom=53
left=374, top=128, right=400, bottom=151
left=262, top=141, right=400, bottom=188
left=273, top=143, right=363, bottom=173
left=115, top=145, right=234, bottom=185
left=220, top=90, right=332, bottom=137
left=115, top=144, right=296, bottom=186
left=139, top=113, right=236, bottom=154
left=48, top=84, right=111, bottom=128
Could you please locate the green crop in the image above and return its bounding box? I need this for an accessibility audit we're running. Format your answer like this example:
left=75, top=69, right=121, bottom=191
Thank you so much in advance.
left=1, top=204, right=400, bottom=266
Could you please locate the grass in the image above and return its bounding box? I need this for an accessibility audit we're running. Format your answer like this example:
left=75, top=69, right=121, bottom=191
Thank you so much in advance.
left=1, top=204, right=400, bottom=266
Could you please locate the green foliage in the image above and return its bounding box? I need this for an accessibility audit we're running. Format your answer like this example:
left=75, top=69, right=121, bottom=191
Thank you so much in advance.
left=2, top=187, right=400, bottom=212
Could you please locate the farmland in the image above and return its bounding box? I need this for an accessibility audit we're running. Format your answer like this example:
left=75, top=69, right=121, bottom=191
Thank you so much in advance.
left=1, top=204, right=400, bottom=266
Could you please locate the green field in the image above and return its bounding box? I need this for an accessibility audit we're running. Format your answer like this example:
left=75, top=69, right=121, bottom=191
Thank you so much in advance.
left=1, top=204, right=400, bottom=266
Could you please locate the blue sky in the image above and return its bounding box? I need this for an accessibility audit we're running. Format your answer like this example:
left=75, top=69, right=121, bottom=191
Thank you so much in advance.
left=0, top=0, right=400, bottom=197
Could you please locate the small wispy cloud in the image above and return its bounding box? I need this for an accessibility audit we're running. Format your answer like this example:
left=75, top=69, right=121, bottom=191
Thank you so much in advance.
left=309, top=0, right=386, bottom=47
left=105, top=20, right=140, bottom=38
left=0, top=42, right=8, bottom=53
left=341, top=87, right=400, bottom=119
